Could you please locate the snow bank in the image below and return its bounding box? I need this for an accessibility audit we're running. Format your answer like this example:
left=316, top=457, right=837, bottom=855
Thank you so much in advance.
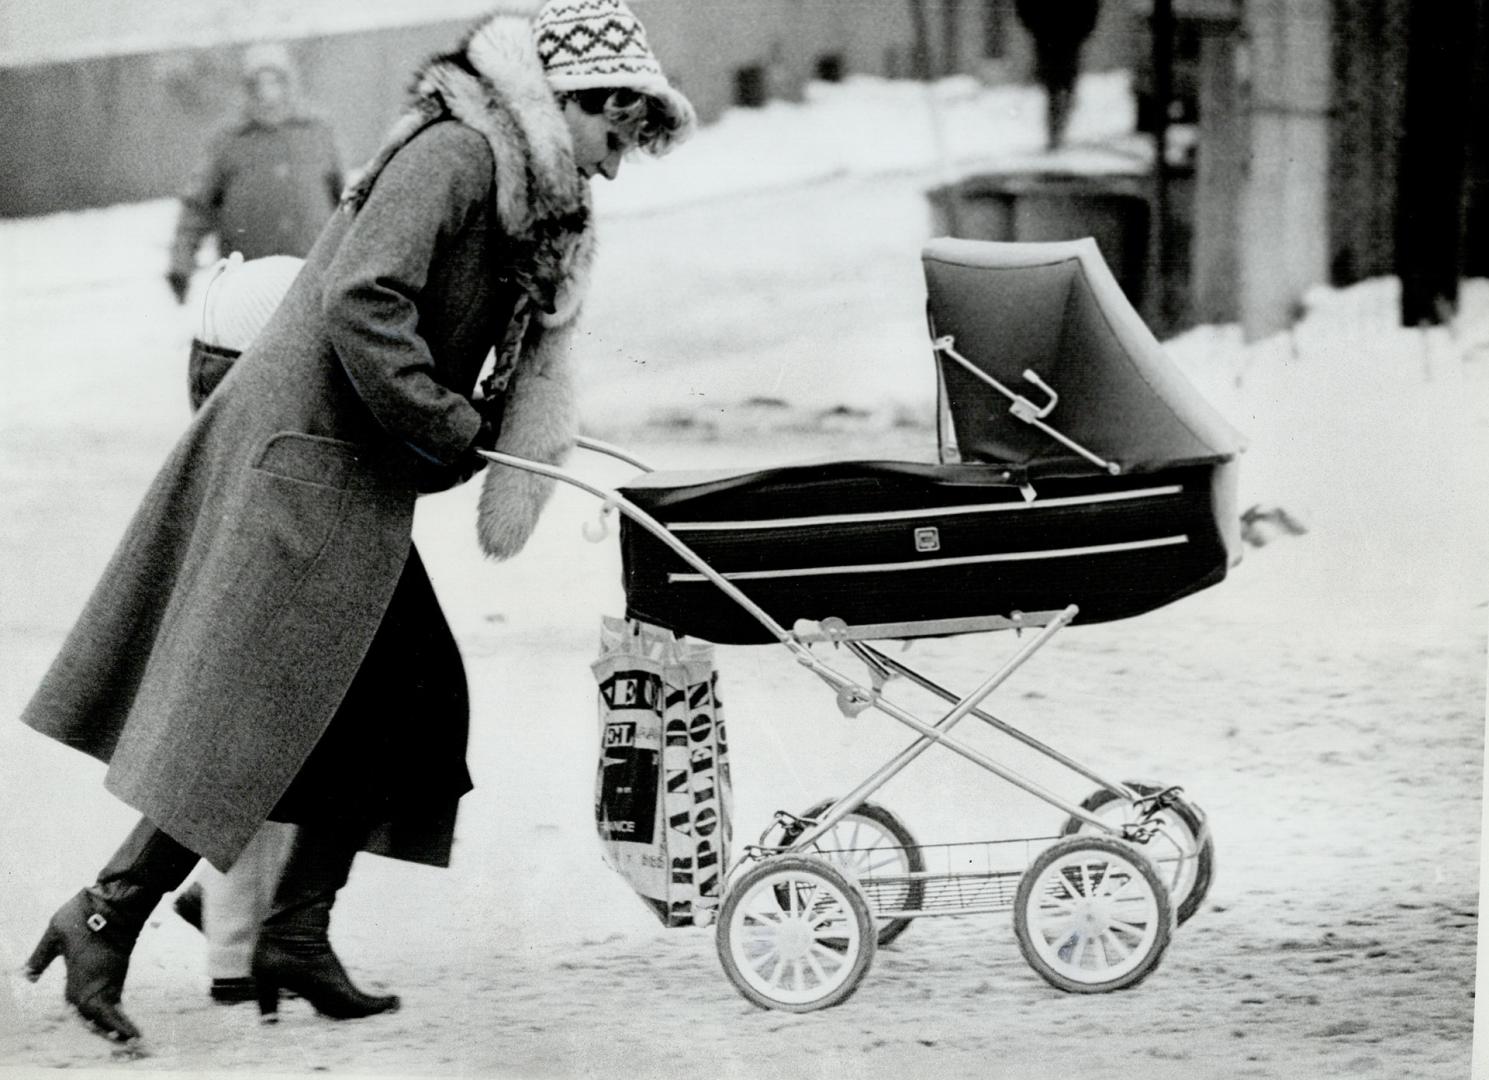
left=1165, top=277, right=1489, bottom=616
left=593, top=71, right=1145, bottom=218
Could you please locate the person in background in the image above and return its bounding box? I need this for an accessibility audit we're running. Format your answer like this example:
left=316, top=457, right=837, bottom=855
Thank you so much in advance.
left=21, top=0, right=694, bottom=1049
left=166, top=41, right=343, bottom=305
left=1014, top=0, right=1102, bottom=151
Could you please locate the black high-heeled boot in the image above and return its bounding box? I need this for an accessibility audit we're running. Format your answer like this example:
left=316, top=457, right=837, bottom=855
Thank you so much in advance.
left=251, top=825, right=399, bottom=1021
left=24, top=817, right=198, bottom=1044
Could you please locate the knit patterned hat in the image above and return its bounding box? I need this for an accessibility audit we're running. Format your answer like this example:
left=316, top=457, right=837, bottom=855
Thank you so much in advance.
left=198, top=253, right=304, bottom=351
left=532, top=0, right=696, bottom=149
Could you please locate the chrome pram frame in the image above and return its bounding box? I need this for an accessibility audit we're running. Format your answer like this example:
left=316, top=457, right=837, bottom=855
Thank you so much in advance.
left=481, top=437, right=1214, bottom=1012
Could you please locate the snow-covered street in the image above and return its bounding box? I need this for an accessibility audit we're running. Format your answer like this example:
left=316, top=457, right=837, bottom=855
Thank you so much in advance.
left=1, top=73, right=1486, bottom=1080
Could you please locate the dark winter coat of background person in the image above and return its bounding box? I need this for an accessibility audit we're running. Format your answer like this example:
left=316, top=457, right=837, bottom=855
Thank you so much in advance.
left=168, top=44, right=342, bottom=298
left=1014, top=0, right=1102, bottom=87
left=1014, top=0, right=1101, bottom=149
left=22, top=100, right=588, bottom=873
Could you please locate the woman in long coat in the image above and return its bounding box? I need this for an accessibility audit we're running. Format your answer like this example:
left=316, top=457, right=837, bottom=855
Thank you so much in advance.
left=20, top=0, right=693, bottom=1046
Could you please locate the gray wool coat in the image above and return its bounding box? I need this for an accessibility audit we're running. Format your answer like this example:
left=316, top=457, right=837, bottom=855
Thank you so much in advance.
left=23, top=121, right=523, bottom=872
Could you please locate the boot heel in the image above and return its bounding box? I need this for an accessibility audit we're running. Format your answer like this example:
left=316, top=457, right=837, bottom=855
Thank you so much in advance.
left=256, top=981, right=281, bottom=1022
left=23, top=925, right=62, bottom=981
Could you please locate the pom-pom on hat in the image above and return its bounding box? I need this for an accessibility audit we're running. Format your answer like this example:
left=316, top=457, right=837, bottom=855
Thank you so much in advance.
left=198, top=252, right=304, bottom=352
left=532, top=0, right=696, bottom=150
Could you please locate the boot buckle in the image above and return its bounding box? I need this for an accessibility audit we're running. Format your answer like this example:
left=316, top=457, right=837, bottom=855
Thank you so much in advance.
left=86, top=912, right=107, bottom=932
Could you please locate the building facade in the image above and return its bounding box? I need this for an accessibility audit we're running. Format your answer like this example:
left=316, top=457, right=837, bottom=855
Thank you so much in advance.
left=0, top=1, right=1135, bottom=218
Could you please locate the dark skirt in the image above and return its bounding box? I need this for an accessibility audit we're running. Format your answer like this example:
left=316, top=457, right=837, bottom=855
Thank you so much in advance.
left=270, top=546, right=474, bottom=830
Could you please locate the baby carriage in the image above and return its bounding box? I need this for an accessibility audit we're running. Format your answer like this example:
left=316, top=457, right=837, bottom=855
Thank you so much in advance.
left=484, top=237, right=1245, bottom=1011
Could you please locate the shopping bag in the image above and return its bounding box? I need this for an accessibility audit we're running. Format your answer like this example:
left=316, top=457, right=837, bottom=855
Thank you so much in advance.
left=592, top=615, right=732, bottom=928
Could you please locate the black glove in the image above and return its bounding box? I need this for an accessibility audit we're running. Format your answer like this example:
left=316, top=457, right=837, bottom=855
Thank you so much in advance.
left=472, top=390, right=506, bottom=442
left=455, top=417, right=500, bottom=482
left=412, top=419, right=497, bottom=494
left=166, top=271, right=190, bottom=304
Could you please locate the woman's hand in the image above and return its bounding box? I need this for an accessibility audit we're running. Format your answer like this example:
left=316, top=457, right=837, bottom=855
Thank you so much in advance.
left=411, top=418, right=498, bottom=494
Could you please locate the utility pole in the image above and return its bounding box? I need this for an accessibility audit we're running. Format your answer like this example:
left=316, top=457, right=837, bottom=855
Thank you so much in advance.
left=1149, top=0, right=1176, bottom=331
left=1395, top=0, right=1475, bottom=325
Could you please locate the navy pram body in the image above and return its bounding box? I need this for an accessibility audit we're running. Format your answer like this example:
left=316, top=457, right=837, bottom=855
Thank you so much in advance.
left=619, top=237, right=1245, bottom=645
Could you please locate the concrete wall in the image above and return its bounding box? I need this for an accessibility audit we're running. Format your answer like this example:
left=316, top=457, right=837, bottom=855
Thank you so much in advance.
left=641, top=0, right=918, bottom=119
left=1189, top=19, right=1247, bottom=326
left=1236, top=0, right=1333, bottom=340
left=0, top=1, right=1142, bottom=218
left=0, top=20, right=479, bottom=218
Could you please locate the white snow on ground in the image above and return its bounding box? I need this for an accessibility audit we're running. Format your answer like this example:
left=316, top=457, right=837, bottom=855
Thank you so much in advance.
left=591, top=72, right=1149, bottom=218
left=0, top=73, right=1486, bottom=1080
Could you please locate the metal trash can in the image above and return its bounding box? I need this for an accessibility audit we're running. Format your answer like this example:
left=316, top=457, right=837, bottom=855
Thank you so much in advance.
left=926, top=172, right=1152, bottom=307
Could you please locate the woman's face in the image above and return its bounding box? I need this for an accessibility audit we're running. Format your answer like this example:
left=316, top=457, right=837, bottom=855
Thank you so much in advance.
left=561, top=100, right=634, bottom=181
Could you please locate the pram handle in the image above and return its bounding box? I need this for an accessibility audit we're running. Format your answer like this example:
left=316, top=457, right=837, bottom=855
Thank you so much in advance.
left=478, top=447, right=803, bottom=650
left=573, top=435, right=654, bottom=473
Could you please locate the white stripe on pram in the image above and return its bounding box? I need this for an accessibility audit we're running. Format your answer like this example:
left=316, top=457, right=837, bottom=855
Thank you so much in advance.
left=664, top=485, right=1184, bottom=532
left=665, top=534, right=1191, bottom=583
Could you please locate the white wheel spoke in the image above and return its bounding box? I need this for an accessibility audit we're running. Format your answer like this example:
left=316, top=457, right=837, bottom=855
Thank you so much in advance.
left=751, top=948, right=782, bottom=981
left=1039, top=915, right=1080, bottom=943
left=1099, top=929, right=1133, bottom=962
left=1106, top=916, right=1150, bottom=940
left=768, top=953, right=792, bottom=989
left=1079, top=861, right=1093, bottom=899
left=1100, top=870, right=1136, bottom=900
left=810, top=941, right=844, bottom=964
left=1055, top=928, right=1083, bottom=961
left=810, top=914, right=846, bottom=937
left=804, top=948, right=830, bottom=986
left=1078, top=933, right=1097, bottom=968
left=809, top=911, right=844, bottom=934
left=744, top=909, right=784, bottom=927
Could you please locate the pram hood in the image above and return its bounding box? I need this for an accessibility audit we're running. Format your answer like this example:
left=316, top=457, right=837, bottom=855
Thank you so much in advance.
left=924, top=237, right=1246, bottom=475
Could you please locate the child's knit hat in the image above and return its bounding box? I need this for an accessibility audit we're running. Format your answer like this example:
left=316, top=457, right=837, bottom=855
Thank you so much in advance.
left=197, top=252, right=304, bottom=352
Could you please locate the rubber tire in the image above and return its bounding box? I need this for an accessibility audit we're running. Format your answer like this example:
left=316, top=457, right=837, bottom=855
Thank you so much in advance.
left=716, top=855, right=877, bottom=1012
left=781, top=800, right=924, bottom=948
left=1014, top=835, right=1174, bottom=994
left=1060, top=782, right=1214, bottom=925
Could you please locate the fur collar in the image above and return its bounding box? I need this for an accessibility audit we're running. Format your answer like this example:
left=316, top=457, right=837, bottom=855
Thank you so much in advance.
left=341, top=8, right=594, bottom=324
left=340, top=9, right=598, bottom=562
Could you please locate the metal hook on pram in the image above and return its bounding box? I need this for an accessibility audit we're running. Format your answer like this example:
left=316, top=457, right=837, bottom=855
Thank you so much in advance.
left=932, top=335, right=1122, bottom=477
left=1009, top=368, right=1058, bottom=422
left=582, top=498, right=618, bottom=542
left=834, top=684, right=876, bottom=719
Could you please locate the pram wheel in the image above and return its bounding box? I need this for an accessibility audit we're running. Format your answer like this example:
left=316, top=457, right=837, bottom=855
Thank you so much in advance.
left=716, top=855, right=876, bottom=1012
left=1060, top=782, right=1214, bottom=924
left=1013, top=835, right=1173, bottom=994
left=779, top=800, right=924, bottom=948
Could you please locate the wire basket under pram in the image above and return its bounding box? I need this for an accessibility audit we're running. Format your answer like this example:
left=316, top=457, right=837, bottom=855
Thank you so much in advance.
left=481, top=237, right=1242, bottom=1011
